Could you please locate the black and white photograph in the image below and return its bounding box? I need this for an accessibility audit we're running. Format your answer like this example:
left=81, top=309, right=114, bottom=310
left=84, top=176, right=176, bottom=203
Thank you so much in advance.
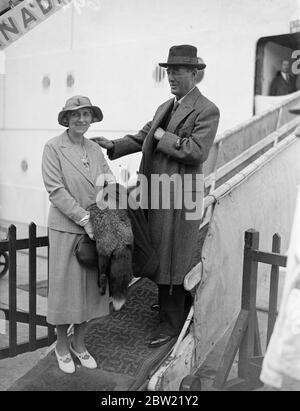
left=1, top=0, right=300, bottom=394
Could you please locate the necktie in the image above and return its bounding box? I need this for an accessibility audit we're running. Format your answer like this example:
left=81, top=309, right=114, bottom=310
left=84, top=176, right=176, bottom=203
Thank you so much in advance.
left=171, top=101, right=180, bottom=115
left=164, top=101, right=180, bottom=129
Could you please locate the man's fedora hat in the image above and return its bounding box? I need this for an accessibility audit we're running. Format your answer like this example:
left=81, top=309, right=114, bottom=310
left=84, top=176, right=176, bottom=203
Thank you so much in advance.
left=58, top=95, right=103, bottom=127
left=159, top=45, right=206, bottom=69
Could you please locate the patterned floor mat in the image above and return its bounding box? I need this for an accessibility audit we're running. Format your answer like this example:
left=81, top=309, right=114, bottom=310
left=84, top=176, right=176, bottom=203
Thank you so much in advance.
left=85, top=278, right=176, bottom=390
left=9, top=278, right=176, bottom=391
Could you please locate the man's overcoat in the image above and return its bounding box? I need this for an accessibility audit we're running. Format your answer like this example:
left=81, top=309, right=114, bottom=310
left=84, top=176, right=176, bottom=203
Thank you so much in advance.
left=109, top=87, right=220, bottom=286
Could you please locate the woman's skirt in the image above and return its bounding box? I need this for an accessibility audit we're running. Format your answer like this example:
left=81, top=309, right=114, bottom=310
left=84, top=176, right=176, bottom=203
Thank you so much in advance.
left=47, top=229, right=110, bottom=325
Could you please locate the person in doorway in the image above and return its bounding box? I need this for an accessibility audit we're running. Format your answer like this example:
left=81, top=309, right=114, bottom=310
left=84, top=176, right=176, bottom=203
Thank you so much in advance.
left=92, top=45, right=220, bottom=348
left=42, top=96, right=115, bottom=373
left=269, top=60, right=296, bottom=96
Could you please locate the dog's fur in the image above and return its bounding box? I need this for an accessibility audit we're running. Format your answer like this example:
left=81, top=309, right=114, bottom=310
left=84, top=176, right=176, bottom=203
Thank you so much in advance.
left=87, top=203, right=133, bottom=311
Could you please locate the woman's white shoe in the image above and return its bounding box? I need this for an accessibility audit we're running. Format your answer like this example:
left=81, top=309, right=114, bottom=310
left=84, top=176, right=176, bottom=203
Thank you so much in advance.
left=70, top=344, right=97, bottom=369
left=54, top=347, right=75, bottom=374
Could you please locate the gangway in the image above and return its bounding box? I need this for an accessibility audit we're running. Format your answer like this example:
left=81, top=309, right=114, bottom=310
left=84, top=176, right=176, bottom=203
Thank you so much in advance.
left=2, top=91, right=300, bottom=391
left=146, top=92, right=300, bottom=391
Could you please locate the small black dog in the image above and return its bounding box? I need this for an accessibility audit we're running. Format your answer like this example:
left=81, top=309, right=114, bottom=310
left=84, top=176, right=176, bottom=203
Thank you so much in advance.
left=87, top=202, right=133, bottom=311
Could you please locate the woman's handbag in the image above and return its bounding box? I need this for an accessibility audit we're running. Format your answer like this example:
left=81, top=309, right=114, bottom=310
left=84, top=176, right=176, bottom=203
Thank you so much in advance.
left=74, top=234, right=98, bottom=267
left=74, top=234, right=108, bottom=295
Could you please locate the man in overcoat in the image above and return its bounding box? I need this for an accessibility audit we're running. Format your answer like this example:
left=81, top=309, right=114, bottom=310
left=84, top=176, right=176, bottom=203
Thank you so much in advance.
left=94, top=45, right=220, bottom=347
left=269, top=60, right=296, bottom=96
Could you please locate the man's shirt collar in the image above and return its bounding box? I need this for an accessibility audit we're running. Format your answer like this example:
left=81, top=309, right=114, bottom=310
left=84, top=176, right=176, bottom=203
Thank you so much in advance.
left=175, top=86, right=197, bottom=105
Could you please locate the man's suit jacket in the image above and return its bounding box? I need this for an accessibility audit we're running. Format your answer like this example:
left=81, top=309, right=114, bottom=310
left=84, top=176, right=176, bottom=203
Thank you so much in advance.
left=270, top=72, right=296, bottom=96
left=42, top=130, right=114, bottom=234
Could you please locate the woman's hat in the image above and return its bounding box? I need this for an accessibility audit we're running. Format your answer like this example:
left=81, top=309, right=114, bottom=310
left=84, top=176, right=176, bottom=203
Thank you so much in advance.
left=159, top=45, right=206, bottom=69
left=58, top=95, right=103, bottom=127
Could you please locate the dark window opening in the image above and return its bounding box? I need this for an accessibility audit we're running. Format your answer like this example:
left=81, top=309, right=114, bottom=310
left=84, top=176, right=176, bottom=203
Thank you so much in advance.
left=255, top=33, right=300, bottom=98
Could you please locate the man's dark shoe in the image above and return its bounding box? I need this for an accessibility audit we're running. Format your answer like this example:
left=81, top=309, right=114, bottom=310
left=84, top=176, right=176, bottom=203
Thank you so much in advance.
left=151, top=303, right=159, bottom=312
left=148, top=333, right=176, bottom=348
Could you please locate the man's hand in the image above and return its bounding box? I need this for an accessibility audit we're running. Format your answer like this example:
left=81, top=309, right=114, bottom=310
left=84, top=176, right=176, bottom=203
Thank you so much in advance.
left=90, top=136, right=114, bottom=150
left=154, top=127, right=165, bottom=140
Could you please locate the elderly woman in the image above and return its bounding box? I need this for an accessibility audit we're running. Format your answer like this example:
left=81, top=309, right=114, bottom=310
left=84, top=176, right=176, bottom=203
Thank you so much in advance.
left=42, top=96, right=115, bottom=374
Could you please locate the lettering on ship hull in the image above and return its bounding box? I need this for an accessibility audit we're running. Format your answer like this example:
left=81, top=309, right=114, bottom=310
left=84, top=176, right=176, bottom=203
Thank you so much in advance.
left=0, top=0, right=71, bottom=50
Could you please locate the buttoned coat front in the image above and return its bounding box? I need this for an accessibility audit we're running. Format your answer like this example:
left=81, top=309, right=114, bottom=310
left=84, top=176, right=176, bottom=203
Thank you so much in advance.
left=42, top=130, right=114, bottom=233
left=109, top=87, right=220, bottom=286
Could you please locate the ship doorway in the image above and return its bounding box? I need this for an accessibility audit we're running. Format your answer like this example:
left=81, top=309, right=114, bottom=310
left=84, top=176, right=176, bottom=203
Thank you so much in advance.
left=254, top=33, right=300, bottom=114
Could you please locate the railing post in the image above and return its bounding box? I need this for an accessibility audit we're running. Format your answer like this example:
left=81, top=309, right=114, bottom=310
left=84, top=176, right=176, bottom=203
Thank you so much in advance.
left=46, top=228, right=55, bottom=344
left=238, top=229, right=259, bottom=380
left=29, top=223, right=37, bottom=351
left=267, top=233, right=280, bottom=347
left=275, top=107, right=283, bottom=134
left=8, top=225, right=17, bottom=357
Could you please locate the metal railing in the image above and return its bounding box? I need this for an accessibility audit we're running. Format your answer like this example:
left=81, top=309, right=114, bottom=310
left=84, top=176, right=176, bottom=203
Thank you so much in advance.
left=212, top=229, right=287, bottom=391
left=0, top=223, right=55, bottom=360
left=204, top=90, right=300, bottom=177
